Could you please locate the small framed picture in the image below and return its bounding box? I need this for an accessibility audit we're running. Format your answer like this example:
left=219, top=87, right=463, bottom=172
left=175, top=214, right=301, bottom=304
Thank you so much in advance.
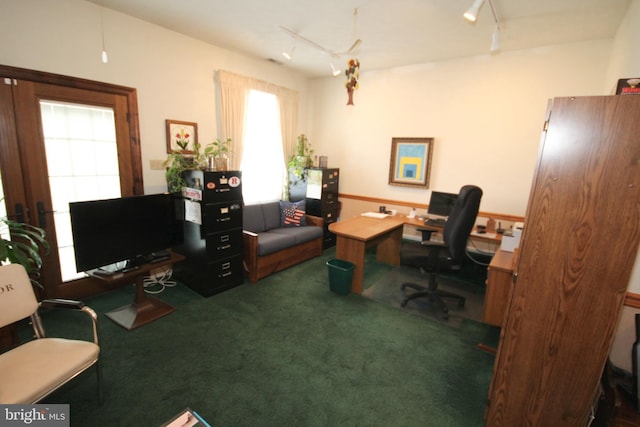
left=388, top=137, right=434, bottom=188
left=166, top=119, right=198, bottom=154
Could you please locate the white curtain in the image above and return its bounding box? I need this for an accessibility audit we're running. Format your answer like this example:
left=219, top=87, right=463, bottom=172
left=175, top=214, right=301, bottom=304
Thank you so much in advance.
left=216, top=70, right=299, bottom=172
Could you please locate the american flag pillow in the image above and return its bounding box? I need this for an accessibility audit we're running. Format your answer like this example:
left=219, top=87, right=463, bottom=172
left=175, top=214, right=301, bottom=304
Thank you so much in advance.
left=280, top=200, right=307, bottom=227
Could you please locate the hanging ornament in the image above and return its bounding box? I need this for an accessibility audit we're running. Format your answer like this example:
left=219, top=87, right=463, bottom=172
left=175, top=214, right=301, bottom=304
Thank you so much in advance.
left=345, top=58, right=360, bottom=105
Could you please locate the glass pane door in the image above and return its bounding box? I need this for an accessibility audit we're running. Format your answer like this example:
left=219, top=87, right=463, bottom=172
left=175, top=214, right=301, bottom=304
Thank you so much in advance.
left=40, top=101, right=121, bottom=282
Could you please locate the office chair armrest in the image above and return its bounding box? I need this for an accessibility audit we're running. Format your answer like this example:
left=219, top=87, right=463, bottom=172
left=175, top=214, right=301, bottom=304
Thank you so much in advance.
left=37, top=299, right=99, bottom=345
left=40, top=298, right=85, bottom=310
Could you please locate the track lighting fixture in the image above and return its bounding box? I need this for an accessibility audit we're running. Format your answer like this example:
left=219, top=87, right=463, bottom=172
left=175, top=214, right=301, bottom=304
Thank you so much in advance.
left=100, top=9, right=108, bottom=63
left=491, top=26, right=500, bottom=52
left=488, top=0, right=500, bottom=53
left=464, top=0, right=501, bottom=54
left=330, top=62, right=341, bottom=77
left=282, top=45, right=295, bottom=61
left=463, top=0, right=485, bottom=23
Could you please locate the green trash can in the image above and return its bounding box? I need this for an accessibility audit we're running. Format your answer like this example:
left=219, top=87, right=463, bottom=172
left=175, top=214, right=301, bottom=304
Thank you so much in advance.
left=326, top=258, right=355, bottom=295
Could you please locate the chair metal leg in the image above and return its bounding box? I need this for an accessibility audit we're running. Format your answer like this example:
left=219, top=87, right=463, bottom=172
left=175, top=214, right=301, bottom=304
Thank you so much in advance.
left=96, top=361, right=104, bottom=406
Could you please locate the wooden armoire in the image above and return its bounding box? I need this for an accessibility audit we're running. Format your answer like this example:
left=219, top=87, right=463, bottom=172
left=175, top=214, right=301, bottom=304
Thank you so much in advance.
left=486, top=95, right=640, bottom=425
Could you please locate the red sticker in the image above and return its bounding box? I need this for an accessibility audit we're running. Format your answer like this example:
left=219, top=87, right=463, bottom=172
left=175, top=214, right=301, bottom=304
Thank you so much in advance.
left=206, top=182, right=216, bottom=189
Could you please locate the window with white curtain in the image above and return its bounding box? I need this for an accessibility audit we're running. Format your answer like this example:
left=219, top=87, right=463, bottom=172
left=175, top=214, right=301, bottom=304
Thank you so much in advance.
left=240, top=90, right=287, bottom=204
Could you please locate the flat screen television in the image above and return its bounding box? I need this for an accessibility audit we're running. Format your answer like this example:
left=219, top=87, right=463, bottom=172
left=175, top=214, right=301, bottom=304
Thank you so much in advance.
left=427, top=191, right=458, bottom=217
left=69, top=193, right=179, bottom=273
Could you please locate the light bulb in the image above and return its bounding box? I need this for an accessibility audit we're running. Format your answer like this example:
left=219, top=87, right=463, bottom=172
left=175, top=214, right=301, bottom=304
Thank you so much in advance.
left=464, top=0, right=485, bottom=23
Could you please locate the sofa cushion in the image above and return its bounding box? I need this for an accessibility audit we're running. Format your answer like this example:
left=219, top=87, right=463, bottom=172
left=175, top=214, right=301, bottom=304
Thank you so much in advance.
left=279, top=200, right=307, bottom=227
left=257, top=231, right=297, bottom=256
left=262, top=202, right=281, bottom=231
left=270, top=226, right=323, bottom=244
left=243, top=204, right=266, bottom=233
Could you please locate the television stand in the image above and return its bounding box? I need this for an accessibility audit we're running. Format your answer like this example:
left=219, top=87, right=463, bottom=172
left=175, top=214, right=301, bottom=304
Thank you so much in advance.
left=90, top=251, right=185, bottom=330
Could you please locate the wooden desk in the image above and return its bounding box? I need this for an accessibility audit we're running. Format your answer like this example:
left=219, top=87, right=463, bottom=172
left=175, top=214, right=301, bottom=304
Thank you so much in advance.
left=329, top=214, right=504, bottom=294
left=400, top=214, right=503, bottom=244
left=483, top=248, right=515, bottom=327
left=90, top=251, right=185, bottom=330
left=329, top=215, right=406, bottom=294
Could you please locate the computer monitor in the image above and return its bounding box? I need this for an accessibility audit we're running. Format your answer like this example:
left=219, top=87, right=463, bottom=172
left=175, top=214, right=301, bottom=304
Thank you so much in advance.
left=69, top=193, right=179, bottom=273
left=427, top=191, right=458, bottom=217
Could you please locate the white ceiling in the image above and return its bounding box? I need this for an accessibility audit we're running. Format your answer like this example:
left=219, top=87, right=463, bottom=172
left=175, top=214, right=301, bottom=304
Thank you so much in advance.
left=87, top=0, right=631, bottom=78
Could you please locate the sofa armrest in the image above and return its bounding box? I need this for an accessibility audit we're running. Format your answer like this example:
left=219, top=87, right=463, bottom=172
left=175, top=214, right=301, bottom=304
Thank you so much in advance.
left=242, top=230, right=259, bottom=271
left=305, top=215, right=324, bottom=227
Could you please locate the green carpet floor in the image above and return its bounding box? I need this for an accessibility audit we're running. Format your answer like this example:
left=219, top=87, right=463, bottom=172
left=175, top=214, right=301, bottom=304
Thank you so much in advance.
left=27, top=248, right=498, bottom=426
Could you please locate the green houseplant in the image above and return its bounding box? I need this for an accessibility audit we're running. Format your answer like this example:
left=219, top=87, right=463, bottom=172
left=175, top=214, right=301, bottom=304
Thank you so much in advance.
left=0, top=205, right=49, bottom=349
left=204, top=138, right=232, bottom=171
left=0, top=209, right=50, bottom=289
left=287, top=134, right=314, bottom=201
left=287, top=134, right=314, bottom=185
left=164, top=138, right=233, bottom=192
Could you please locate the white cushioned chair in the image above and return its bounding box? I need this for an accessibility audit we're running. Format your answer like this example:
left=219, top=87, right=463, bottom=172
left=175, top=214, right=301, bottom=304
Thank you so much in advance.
left=0, top=264, right=102, bottom=404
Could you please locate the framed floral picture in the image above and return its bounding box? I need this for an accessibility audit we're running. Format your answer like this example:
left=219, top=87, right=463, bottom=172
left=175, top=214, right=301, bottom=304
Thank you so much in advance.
left=166, top=119, right=198, bottom=154
left=388, top=137, right=434, bottom=188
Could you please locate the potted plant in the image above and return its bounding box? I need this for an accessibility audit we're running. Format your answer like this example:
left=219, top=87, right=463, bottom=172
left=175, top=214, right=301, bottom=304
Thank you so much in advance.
left=204, top=137, right=232, bottom=171
left=288, top=134, right=314, bottom=181
left=0, top=207, right=50, bottom=349
left=0, top=212, right=50, bottom=289
left=163, top=149, right=198, bottom=193
left=164, top=138, right=233, bottom=192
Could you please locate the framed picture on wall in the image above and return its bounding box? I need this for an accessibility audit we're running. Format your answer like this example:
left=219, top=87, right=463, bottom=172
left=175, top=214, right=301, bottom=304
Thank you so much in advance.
left=388, top=137, right=434, bottom=188
left=166, top=119, right=198, bottom=154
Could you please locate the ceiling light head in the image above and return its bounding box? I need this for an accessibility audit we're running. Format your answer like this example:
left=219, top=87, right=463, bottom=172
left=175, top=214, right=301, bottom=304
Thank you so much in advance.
left=282, top=45, right=295, bottom=61
left=464, top=0, right=485, bottom=23
left=330, top=63, right=341, bottom=77
left=490, top=27, right=500, bottom=53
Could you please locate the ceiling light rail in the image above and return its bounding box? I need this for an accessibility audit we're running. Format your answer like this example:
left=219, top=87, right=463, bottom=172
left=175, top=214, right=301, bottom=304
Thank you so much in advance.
left=280, top=26, right=341, bottom=59
left=463, top=0, right=500, bottom=53
left=279, top=8, right=362, bottom=76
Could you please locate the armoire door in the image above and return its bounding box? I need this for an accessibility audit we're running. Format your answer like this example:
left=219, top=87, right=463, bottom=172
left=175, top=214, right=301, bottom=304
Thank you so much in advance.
left=0, top=66, right=142, bottom=299
left=486, top=95, right=640, bottom=425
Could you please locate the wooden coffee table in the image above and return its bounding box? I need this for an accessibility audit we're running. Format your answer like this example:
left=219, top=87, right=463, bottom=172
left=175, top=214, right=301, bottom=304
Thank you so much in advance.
left=328, top=215, right=406, bottom=294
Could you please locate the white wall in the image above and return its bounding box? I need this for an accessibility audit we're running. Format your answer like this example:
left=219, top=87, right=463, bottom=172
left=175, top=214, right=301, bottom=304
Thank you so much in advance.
left=605, top=0, right=640, bottom=93
left=0, top=0, right=310, bottom=194
left=307, top=41, right=612, bottom=217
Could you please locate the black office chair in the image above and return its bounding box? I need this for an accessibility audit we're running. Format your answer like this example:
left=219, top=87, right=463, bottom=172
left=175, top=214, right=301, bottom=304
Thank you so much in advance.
left=400, top=185, right=483, bottom=320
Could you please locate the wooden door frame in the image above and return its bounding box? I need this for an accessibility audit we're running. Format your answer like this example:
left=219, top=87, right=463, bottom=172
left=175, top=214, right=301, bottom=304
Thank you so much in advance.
left=0, top=64, right=143, bottom=194
left=0, top=65, right=144, bottom=299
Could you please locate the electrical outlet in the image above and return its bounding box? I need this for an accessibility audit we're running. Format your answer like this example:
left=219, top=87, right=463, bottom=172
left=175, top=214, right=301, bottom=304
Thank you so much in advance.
left=150, top=159, right=165, bottom=170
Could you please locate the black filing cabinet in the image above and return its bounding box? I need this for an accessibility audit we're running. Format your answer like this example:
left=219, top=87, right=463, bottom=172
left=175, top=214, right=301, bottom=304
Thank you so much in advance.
left=173, top=170, right=244, bottom=297
left=305, top=168, right=339, bottom=248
